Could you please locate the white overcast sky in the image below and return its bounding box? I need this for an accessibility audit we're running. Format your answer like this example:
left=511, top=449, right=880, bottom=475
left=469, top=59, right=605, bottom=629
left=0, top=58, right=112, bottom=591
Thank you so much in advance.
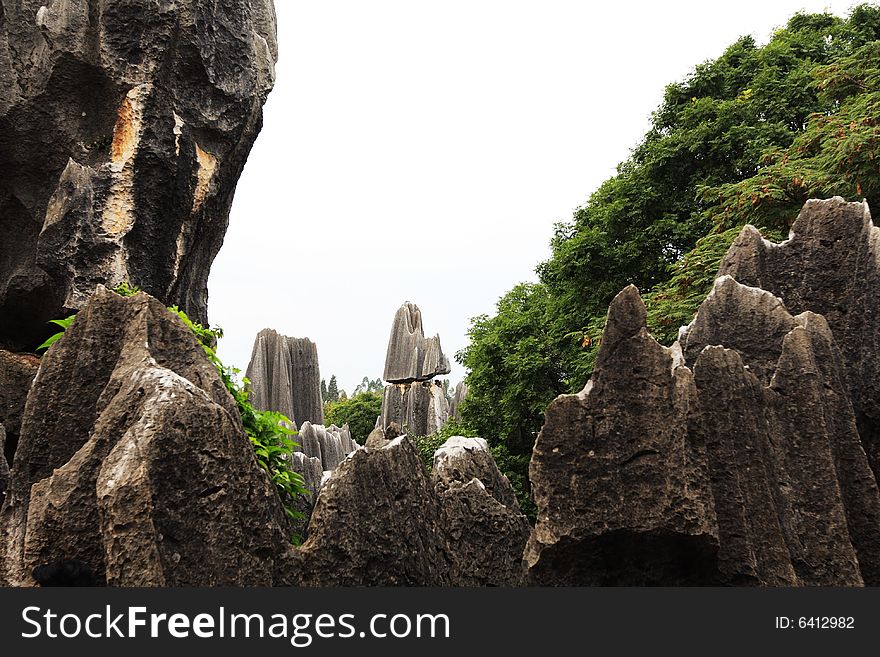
left=208, top=0, right=859, bottom=395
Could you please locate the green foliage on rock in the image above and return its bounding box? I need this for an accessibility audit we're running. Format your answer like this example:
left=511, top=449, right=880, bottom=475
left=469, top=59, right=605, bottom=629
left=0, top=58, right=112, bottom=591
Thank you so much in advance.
left=324, top=391, right=382, bottom=444
left=458, top=4, right=880, bottom=458
left=36, top=283, right=308, bottom=538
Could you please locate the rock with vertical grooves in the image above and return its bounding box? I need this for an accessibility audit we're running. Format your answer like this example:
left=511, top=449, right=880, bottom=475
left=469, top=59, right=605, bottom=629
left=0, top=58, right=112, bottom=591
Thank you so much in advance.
left=526, top=286, right=720, bottom=586
left=691, top=346, right=799, bottom=586
left=448, top=381, right=469, bottom=422
left=296, top=421, right=359, bottom=471
left=718, top=197, right=880, bottom=483
left=377, top=381, right=449, bottom=437
left=681, top=276, right=880, bottom=585
left=0, top=349, right=39, bottom=467
left=0, top=286, right=289, bottom=586
left=433, top=436, right=529, bottom=586
left=282, top=435, right=454, bottom=586
left=383, top=303, right=450, bottom=383
left=0, top=0, right=278, bottom=351
left=246, top=328, right=324, bottom=427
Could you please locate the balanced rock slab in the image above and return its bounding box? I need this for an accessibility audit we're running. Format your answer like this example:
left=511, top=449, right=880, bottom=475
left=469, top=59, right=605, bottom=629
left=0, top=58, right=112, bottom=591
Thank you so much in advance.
left=0, top=286, right=289, bottom=586
left=383, top=302, right=450, bottom=383
left=0, top=0, right=278, bottom=350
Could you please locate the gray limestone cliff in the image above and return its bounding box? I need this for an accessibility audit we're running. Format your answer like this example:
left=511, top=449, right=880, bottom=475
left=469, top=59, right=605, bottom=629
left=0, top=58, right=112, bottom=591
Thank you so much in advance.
left=0, top=0, right=278, bottom=351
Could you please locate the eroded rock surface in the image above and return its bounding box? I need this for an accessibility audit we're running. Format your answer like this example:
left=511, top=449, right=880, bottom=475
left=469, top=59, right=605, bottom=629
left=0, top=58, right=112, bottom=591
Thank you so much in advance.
left=526, top=286, right=719, bottom=586
left=0, top=424, right=8, bottom=507
left=383, top=302, right=450, bottom=383
left=433, top=437, right=529, bottom=586
left=718, top=198, right=880, bottom=482
left=377, top=381, right=449, bottom=437
left=528, top=269, right=880, bottom=586
left=681, top=277, right=880, bottom=585
left=0, top=286, right=289, bottom=586
left=283, top=434, right=454, bottom=586
left=246, top=328, right=324, bottom=427
left=0, top=349, right=38, bottom=467
left=282, top=430, right=528, bottom=586
left=448, top=380, right=469, bottom=422
left=0, top=0, right=278, bottom=350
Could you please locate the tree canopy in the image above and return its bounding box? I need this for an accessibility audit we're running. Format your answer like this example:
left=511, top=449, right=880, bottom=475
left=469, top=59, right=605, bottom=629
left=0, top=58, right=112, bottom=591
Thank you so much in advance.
left=457, top=5, right=880, bottom=463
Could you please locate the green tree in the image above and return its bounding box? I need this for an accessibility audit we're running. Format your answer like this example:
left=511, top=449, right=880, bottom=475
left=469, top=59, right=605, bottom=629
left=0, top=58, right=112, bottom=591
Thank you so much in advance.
left=353, top=376, right=383, bottom=394
left=458, top=5, right=880, bottom=457
left=324, top=391, right=382, bottom=443
left=326, top=375, right=339, bottom=402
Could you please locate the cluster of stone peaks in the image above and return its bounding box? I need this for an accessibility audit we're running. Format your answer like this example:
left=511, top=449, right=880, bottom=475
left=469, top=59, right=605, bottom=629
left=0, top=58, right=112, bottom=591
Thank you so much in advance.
left=527, top=197, right=880, bottom=586
left=376, top=302, right=453, bottom=436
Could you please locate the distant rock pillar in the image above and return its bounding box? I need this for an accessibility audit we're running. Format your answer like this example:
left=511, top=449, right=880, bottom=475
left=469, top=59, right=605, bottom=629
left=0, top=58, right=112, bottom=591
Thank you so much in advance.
left=377, top=303, right=451, bottom=436
left=245, top=328, right=324, bottom=427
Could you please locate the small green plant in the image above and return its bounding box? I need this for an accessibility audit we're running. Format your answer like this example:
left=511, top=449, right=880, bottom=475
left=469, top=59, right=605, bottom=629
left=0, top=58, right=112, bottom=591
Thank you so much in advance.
left=113, top=281, right=141, bottom=298
left=36, top=315, right=77, bottom=352
left=36, top=283, right=308, bottom=540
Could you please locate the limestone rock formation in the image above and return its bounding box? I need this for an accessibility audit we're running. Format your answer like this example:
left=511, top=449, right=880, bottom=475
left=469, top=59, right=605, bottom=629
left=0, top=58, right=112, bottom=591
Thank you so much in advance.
left=383, top=302, right=450, bottom=383
left=376, top=381, right=449, bottom=437
left=0, top=424, right=8, bottom=507
left=283, top=433, right=454, bottom=586
left=526, top=286, right=719, bottom=586
left=246, top=329, right=324, bottom=427
left=286, top=421, right=361, bottom=534
left=296, top=421, right=358, bottom=471
left=718, top=197, right=880, bottom=483
left=0, top=349, right=39, bottom=467
left=377, top=302, right=451, bottom=435
left=0, top=0, right=278, bottom=351
left=0, top=286, right=290, bottom=586
left=528, top=269, right=880, bottom=586
left=283, top=430, right=528, bottom=586
left=433, top=436, right=529, bottom=586
left=448, top=380, right=469, bottom=422
left=682, top=276, right=880, bottom=585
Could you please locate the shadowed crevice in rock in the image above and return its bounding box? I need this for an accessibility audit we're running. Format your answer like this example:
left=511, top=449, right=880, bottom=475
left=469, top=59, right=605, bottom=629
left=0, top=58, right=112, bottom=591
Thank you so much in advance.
left=530, top=530, right=721, bottom=586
